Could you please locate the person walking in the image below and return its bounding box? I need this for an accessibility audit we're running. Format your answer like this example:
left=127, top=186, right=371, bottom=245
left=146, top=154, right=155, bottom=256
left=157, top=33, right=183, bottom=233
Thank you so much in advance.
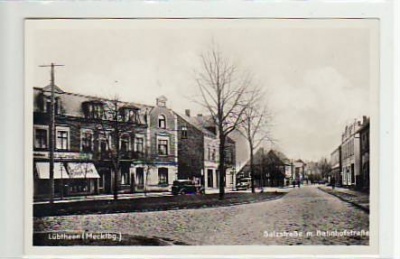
left=331, top=177, right=336, bottom=189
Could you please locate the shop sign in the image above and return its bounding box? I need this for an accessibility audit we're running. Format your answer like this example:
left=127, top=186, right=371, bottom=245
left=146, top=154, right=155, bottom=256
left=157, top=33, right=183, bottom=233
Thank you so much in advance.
left=33, top=151, right=93, bottom=160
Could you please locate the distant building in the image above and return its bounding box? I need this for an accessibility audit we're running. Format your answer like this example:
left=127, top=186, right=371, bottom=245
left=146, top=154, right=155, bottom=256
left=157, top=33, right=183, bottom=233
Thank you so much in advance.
left=341, top=119, right=362, bottom=187
left=357, top=116, right=370, bottom=191
left=339, top=116, right=369, bottom=189
left=237, top=148, right=291, bottom=187
left=292, top=159, right=307, bottom=184
left=330, top=146, right=342, bottom=186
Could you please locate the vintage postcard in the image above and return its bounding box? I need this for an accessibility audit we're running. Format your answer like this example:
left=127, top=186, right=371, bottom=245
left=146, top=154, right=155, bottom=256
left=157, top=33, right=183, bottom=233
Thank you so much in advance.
left=25, top=18, right=379, bottom=256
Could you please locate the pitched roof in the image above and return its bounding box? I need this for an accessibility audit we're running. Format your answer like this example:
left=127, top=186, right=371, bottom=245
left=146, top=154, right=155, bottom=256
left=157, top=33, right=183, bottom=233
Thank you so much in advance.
left=43, top=84, right=64, bottom=94
left=33, top=86, right=152, bottom=120
left=176, top=113, right=217, bottom=138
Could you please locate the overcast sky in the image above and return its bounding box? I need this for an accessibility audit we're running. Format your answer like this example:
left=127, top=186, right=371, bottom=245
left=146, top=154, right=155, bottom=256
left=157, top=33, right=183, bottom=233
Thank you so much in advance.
left=27, top=19, right=378, bottom=161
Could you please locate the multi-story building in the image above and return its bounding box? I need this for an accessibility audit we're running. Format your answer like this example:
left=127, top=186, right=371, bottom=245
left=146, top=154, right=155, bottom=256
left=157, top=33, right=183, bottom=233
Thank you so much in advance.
left=330, top=146, right=342, bottom=186
left=33, top=85, right=178, bottom=199
left=357, top=116, right=370, bottom=192
left=175, top=110, right=205, bottom=185
left=341, top=120, right=362, bottom=187
left=130, top=95, right=179, bottom=192
left=180, top=112, right=236, bottom=189
left=339, top=117, right=371, bottom=188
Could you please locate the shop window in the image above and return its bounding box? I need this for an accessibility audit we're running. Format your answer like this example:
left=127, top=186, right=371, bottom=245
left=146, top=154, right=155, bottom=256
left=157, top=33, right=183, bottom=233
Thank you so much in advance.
left=158, top=168, right=168, bottom=185
left=158, top=139, right=168, bottom=155
left=158, top=115, right=166, bottom=129
left=34, top=127, right=48, bottom=149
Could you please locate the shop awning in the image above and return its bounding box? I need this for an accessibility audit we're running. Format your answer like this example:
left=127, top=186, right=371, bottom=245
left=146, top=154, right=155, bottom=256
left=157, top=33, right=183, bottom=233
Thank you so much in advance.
left=66, top=163, right=100, bottom=179
left=35, top=162, right=69, bottom=179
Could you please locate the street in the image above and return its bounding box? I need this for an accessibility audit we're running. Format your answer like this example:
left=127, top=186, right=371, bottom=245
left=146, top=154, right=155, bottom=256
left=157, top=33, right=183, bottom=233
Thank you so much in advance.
left=34, top=185, right=369, bottom=245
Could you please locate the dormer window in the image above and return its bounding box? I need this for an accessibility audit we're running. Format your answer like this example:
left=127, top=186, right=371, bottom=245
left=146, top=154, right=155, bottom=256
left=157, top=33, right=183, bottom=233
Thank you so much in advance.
left=120, top=106, right=141, bottom=124
left=82, top=101, right=105, bottom=120
left=41, top=95, right=62, bottom=115
left=158, top=115, right=166, bottom=129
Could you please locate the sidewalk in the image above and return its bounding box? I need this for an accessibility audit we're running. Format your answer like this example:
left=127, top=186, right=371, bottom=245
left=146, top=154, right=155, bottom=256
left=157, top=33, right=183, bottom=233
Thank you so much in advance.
left=318, top=186, right=370, bottom=213
left=34, top=192, right=172, bottom=205
left=33, top=192, right=287, bottom=217
left=35, top=186, right=292, bottom=205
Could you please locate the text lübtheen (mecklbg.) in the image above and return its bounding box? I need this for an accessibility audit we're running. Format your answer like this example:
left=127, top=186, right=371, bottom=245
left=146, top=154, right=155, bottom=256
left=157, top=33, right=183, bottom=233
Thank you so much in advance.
left=47, top=232, right=121, bottom=241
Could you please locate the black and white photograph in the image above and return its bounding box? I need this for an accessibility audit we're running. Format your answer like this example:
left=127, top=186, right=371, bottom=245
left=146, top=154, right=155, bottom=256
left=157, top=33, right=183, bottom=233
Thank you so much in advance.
left=25, top=18, right=379, bottom=253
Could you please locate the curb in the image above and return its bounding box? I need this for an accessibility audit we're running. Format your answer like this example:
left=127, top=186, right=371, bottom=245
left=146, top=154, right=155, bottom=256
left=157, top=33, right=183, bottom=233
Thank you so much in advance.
left=34, top=192, right=287, bottom=217
left=318, top=187, right=369, bottom=214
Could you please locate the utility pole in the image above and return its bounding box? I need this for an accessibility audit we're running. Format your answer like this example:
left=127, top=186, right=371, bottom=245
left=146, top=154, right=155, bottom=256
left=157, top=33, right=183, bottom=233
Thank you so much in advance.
left=260, top=147, right=264, bottom=193
left=39, top=63, right=64, bottom=204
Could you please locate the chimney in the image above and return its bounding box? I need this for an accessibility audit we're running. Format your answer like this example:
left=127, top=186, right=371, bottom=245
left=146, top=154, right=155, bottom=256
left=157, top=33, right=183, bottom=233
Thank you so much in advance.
left=185, top=109, right=191, bottom=117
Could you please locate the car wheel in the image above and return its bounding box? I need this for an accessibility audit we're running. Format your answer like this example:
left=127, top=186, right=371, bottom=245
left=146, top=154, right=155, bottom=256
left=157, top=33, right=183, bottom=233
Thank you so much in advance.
left=180, top=190, right=186, bottom=195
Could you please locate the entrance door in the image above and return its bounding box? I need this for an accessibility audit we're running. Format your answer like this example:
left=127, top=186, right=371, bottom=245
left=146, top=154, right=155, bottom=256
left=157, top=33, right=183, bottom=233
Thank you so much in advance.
left=207, top=169, right=213, bottom=187
left=136, top=168, right=144, bottom=190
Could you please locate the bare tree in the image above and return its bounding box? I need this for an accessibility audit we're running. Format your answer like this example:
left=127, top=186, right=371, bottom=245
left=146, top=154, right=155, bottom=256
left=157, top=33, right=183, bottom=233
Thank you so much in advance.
left=89, top=96, right=145, bottom=200
left=317, top=158, right=331, bottom=181
left=195, top=45, right=254, bottom=199
left=238, top=92, right=273, bottom=193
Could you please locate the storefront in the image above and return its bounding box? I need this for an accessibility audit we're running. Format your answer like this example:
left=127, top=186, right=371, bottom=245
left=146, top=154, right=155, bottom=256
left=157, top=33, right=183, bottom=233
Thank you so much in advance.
left=34, top=161, right=100, bottom=199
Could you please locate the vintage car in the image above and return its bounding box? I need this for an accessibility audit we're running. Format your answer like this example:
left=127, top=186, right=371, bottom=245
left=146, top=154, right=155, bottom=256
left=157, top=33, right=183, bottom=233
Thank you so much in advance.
left=236, top=178, right=251, bottom=190
left=171, top=179, right=205, bottom=195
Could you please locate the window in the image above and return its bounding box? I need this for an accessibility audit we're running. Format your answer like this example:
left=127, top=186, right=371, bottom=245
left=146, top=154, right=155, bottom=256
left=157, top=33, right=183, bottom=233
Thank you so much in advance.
left=158, top=168, right=168, bottom=185
left=35, top=128, right=48, bottom=149
left=98, top=132, right=111, bottom=153
left=120, top=108, right=140, bottom=123
left=158, top=115, right=166, bottom=129
left=83, top=102, right=105, bottom=119
left=120, top=134, right=131, bottom=153
left=44, top=97, right=61, bottom=115
left=211, top=149, right=216, bottom=161
left=158, top=139, right=168, bottom=155
left=225, top=150, right=232, bottom=163
left=56, top=130, right=69, bottom=150
left=207, top=147, right=211, bottom=161
left=135, top=137, right=144, bottom=153
left=181, top=126, right=188, bottom=139
left=81, top=130, right=93, bottom=152
left=121, top=166, right=130, bottom=185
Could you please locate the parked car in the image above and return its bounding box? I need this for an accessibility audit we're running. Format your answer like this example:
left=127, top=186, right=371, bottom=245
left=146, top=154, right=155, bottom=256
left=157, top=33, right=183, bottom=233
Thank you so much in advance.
left=171, top=180, right=205, bottom=195
left=236, top=178, right=251, bottom=190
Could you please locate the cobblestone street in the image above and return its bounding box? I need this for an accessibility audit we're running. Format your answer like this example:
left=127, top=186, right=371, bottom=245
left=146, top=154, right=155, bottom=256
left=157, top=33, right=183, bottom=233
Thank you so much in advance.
left=34, top=186, right=369, bottom=245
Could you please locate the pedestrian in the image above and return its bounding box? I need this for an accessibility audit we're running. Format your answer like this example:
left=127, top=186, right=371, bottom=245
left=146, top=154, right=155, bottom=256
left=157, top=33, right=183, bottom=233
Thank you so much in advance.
left=292, top=180, right=295, bottom=188
left=298, top=180, right=301, bottom=188
left=331, top=177, right=336, bottom=190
